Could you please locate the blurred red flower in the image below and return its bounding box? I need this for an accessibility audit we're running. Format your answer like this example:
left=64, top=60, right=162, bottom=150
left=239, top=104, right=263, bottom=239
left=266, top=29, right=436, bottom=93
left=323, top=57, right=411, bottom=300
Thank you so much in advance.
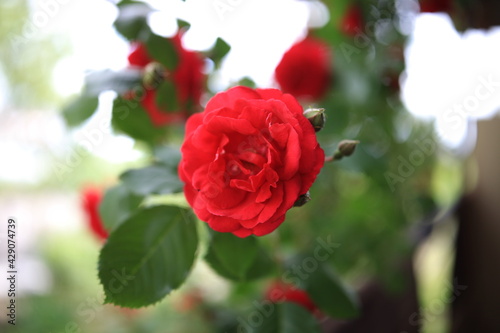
left=419, top=0, right=452, bottom=13
left=341, top=4, right=364, bottom=36
left=127, top=33, right=205, bottom=126
left=81, top=187, right=108, bottom=241
left=265, top=281, right=318, bottom=313
left=173, top=289, right=204, bottom=313
left=275, top=36, right=332, bottom=101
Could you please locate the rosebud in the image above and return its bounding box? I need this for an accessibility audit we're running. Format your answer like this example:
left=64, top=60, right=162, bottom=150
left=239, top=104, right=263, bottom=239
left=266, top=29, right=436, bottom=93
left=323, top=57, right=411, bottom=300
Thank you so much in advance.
left=327, top=139, right=360, bottom=162
left=293, top=192, right=311, bottom=207
left=337, top=140, right=359, bottom=157
left=143, top=62, right=166, bottom=90
left=303, top=108, right=326, bottom=132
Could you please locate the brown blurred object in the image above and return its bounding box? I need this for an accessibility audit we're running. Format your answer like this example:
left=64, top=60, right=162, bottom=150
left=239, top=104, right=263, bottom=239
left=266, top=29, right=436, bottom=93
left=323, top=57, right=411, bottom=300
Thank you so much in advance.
left=452, top=117, right=500, bottom=332
left=450, top=1, right=500, bottom=330
left=460, top=0, right=500, bottom=30
left=321, top=261, right=420, bottom=333
left=173, top=289, right=204, bottom=313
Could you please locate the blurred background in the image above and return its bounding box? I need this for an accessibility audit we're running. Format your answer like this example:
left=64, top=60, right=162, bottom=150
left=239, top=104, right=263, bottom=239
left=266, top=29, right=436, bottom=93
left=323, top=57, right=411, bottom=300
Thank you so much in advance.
left=0, top=0, right=499, bottom=332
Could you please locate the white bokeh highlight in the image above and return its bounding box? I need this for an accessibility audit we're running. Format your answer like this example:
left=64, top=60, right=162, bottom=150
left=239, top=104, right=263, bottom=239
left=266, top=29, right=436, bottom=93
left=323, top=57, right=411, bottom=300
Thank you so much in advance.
left=402, top=13, right=500, bottom=150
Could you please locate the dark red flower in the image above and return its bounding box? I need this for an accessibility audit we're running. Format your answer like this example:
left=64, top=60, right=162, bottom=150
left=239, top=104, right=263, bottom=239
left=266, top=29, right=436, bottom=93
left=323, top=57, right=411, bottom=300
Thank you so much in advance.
left=179, top=86, right=325, bottom=237
left=341, top=4, right=364, bottom=36
left=81, top=187, right=108, bottom=241
left=265, top=281, right=317, bottom=313
left=419, top=0, right=452, bottom=13
left=275, top=37, right=332, bottom=101
left=381, top=70, right=401, bottom=92
left=127, top=33, right=205, bottom=126
left=139, top=89, right=186, bottom=125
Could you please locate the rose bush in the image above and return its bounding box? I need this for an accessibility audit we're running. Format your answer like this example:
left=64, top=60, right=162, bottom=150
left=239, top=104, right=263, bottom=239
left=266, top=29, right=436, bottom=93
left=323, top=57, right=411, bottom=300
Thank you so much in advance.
left=81, top=187, right=108, bottom=241
left=179, top=86, right=324, bottom=237
left=274, top=36, right=332, bottom=101
left=127, top=33, right=205, bottom=126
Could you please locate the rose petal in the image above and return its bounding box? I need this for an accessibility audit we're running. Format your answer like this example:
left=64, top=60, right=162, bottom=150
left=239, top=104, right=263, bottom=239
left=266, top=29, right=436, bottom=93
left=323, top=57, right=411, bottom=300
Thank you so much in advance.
left=183, top=183, right=199, bottom=208
left=232, top=227, right=254, bottom=238
left=281, top=127, right=301, bottom=180
left=205, top=86, right=261, bottom=113
left=300, top=145, right=325, bottom=194
left=269, top=123, right=291, bottom=149
left=207, top=215, right=242, bottom=232
left=256, top=182, right=284, bottom=223
left=274, top=174, right=302, bottom=218
left=206, top=191, right=265, bottom=220
left=252, top=215, right=286, bottom=236
left=239, top=102, right=270, bottom=129
left=185, top=113, right=204, bottom=135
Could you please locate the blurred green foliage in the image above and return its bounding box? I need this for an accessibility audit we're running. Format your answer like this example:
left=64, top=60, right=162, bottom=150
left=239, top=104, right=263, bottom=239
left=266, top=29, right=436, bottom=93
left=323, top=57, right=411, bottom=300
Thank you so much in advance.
left=0, top=0, right=70, bottom=109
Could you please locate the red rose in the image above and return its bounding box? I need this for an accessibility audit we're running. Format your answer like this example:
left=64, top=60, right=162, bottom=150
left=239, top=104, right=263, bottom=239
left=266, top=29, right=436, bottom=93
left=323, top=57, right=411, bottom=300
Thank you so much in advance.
left=179, top=86, right=324, bottom=237
left=341, top=4, right=364, bottom=36
left=265, top=281, right=317, bottom=313
left=81, top=187, right=108, bottom=241
left=127, top=33, right=205, bottom=126
left=274, top=37, right=332, bottom=101
left=419, top=0, right=452, bottom=13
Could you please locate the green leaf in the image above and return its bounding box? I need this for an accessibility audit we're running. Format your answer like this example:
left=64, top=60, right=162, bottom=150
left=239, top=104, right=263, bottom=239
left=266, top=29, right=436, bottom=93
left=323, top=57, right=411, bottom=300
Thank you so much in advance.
left=120, top=164, right=183, bottom=196
left=244, top=302, right=321, bottom=333
left=177, top=19, right=190, bottom=31
left=98, top=206, right=198, bottom=308
left=209, top=37, right=230, bottom=68
left=62, top=95, right=99, bottom=127
left=99, top=184, right=143, bottom=232
left=111, top=96, right=165, bottom=143
left=114, top=2, right=153, bottom=40
left=144, top=32, right=178, bottom=70
left=205, top=245, right=274, bottom=281
left=153, top=145, right=181, bottom=168
left=237, top=77, right=257, bottom=89
left=206, top=232, right=259, bottom=280
left=304, top=263, right=360, bottom=319
left=84, top=69, right=143, bottom=96
left=155, top=80, right=179, bottom=112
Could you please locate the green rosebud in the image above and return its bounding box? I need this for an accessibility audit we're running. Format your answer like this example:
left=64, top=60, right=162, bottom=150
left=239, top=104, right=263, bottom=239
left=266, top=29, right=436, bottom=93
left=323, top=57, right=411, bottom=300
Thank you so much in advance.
left=303, top=108, right=326, bottom=132
left=337, top=140, right=359, bottom=157
left=327, top=140, right=360, bottom=162
left=143, top=62, right=166, bottom=90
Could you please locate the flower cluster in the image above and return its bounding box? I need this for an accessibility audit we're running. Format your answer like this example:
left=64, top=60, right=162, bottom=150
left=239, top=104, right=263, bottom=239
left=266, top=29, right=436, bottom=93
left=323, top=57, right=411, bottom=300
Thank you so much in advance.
left=127, top=33, right=205, bottom=126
